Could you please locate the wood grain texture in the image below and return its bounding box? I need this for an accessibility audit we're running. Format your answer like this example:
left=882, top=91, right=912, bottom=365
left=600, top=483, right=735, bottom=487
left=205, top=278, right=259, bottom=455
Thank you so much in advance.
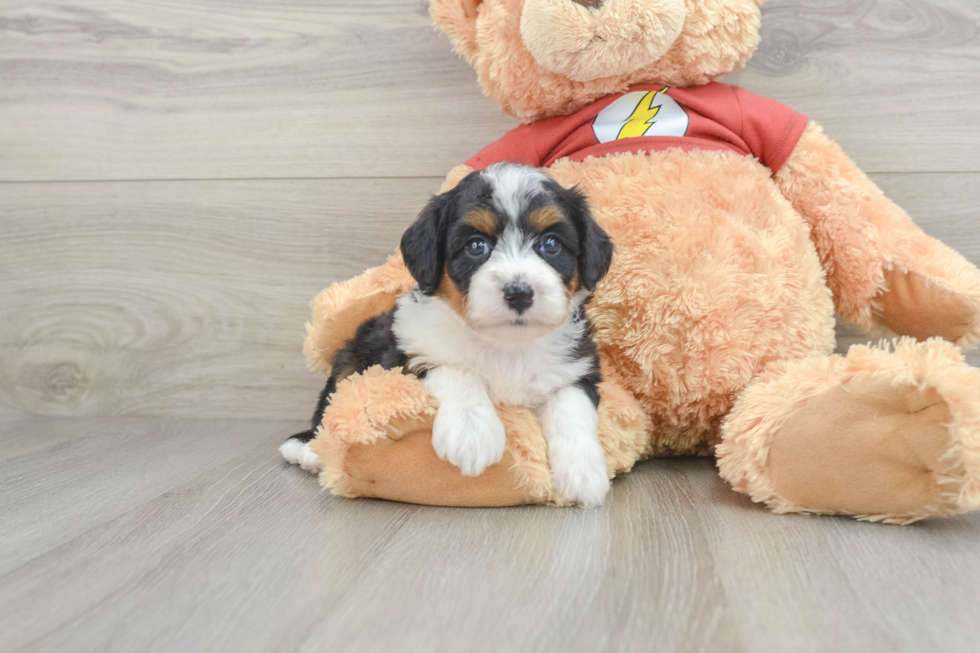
left=1, top=417, right=977, bottom=653
left=0, top=178, right=439, bottom=419
left=2, top=173, right=977, bottom=419
left=726, top=0, right=980, bottom=174
left=685, top=466, right=980, bottom=653
left=0, top=0, right=515, bottom=182
left=0, top=416, right=296, bottom=577
left=1, top=0, right=978, bottom=181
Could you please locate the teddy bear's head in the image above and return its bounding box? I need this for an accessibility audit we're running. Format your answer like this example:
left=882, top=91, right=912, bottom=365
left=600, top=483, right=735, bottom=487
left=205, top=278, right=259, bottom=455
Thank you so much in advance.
left=431, top=0, right=765, bottom=121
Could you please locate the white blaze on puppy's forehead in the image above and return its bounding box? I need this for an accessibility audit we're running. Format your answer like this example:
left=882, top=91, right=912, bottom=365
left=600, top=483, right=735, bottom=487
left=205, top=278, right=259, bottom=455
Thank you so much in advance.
left=495, top=223, right=533, bottom=261
left=483, top=163, right=551, bottom=222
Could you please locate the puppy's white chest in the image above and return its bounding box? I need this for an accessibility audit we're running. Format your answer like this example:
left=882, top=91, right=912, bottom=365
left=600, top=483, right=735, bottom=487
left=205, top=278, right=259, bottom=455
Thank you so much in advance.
left=473, top=346, right=566, bottom=407
left=393, top=293, right=591, bottom=409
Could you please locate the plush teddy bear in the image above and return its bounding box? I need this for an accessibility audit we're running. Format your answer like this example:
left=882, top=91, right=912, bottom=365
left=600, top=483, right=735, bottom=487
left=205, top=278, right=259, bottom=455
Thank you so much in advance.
left=292, top=0, right=980, bottom=523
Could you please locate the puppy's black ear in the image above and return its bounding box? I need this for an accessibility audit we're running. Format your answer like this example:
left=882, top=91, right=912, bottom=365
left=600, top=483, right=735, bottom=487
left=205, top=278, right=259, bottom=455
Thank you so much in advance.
left=401, top=193, right=449, bottom=294
left=555, top=183, right=613, bottom=291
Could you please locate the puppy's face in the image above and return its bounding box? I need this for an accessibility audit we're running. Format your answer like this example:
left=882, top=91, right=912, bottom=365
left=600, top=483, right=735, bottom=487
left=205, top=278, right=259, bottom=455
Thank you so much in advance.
left=401, top=164, right=612, bottom=342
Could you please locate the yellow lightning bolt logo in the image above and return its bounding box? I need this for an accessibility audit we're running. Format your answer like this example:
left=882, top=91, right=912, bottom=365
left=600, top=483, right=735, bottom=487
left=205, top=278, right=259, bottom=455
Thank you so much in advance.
left=616, top=87, right=671, bottom=140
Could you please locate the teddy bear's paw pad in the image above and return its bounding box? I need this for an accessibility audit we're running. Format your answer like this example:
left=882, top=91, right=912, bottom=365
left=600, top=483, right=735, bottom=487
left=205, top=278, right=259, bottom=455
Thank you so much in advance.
left=549, top=443, right=610, bottom=508
left=874, top=269, right=980, bottom=346
left=768, top=374, right=958, bottom=519
left=279, top=438, right=323, bottom=475
left=431, top=401, right=507, bottom=477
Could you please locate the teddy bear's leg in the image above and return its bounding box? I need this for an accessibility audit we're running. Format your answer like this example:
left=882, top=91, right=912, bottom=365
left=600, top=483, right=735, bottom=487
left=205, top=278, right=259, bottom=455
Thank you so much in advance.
left=302, top=362, right=651, bottom=507
left=305, top=365, right=554, bottom=507
left=775, top=122, right=980, bottom=347
left=717, top=338, right=980, bottom=523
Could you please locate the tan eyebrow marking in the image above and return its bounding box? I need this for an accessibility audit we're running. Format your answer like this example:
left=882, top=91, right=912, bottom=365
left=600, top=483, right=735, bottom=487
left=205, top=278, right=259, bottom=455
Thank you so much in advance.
left=528, top=206, right=563, bottom=231
left=463, top=207, right=498, bottom=233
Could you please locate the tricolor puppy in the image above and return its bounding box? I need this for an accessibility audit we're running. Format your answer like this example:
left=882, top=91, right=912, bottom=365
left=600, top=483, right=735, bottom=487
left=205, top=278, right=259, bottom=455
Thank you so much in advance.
left=281, top=163, right=614, bottom=506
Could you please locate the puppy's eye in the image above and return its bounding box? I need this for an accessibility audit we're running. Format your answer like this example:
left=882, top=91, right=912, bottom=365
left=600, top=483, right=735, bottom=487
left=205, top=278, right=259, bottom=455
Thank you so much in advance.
left=466, top=236, right=490, bottom=258
left=536, top=236, right=561, bottom=256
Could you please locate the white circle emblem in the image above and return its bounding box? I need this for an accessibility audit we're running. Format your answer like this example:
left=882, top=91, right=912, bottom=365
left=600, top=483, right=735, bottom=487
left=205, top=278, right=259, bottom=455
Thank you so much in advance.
left=592, top=88, right=690, bottom=143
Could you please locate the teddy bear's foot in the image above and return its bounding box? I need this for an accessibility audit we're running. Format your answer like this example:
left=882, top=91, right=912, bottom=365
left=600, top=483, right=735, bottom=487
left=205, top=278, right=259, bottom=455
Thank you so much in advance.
left=306, top=366, right=543, bottom=507
left=873, top=266, right=980, bottom=347
left=717, top=338, right=980, bottom=524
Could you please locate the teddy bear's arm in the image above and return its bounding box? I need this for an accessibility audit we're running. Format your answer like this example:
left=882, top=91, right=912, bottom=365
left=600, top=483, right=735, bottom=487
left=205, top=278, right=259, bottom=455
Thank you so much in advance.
left=774, top=121, right=980, bottom=347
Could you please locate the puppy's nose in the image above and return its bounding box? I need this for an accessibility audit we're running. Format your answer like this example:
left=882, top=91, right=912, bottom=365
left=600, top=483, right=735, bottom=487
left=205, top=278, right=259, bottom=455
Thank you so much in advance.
left=503, top=283, right=534, bottom=315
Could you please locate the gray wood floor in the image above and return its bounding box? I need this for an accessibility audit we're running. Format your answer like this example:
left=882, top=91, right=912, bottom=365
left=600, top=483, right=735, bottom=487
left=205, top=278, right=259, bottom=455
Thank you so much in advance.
left=2, top=0, right=980, bottom=651
left=2, top=416, right=979, bottom=653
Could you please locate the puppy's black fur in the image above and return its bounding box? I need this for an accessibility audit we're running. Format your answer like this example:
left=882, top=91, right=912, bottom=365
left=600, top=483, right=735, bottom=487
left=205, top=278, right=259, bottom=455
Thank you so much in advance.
left=568, top=301, right=602, bottom=408
left=543, top=178, right=613, bottom=292
left=288, top=308, right=406, bottom=443
left=401, top=170, right=492, bottom=295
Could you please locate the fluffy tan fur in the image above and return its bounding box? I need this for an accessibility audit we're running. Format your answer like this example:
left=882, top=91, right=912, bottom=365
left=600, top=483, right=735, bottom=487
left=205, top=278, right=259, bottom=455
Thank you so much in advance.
left=519, top=0, right=687, bottom=82
left=717, top=338, right=980, bottom=523
left=310, top=363, right=652, bottom=506
left=431, top=0, right=764, bottom=121
left=304, top=255, right=414, bottom=375
left=775, top=122, right=980, bottom=348
left=549, top=149, right=837, bottom=452
left=298, top=0, right=980, bottom=523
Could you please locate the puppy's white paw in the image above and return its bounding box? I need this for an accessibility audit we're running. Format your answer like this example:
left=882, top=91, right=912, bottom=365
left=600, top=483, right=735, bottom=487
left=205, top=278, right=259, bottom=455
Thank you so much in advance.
left=432, top=401, right=506, bottom=477
left=298, top=443, right=323, bottom=474
left=549, top=440, right=610, bottom=508
left=279, top=438, right=323, bottom=475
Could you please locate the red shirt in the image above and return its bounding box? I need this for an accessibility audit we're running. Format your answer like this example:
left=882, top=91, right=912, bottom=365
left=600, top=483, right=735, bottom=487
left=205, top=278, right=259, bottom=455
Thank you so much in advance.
left=466, top=82, right=808, bottom=174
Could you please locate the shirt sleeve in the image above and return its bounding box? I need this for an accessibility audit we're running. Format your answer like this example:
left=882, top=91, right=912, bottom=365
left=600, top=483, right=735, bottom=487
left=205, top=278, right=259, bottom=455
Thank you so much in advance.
left=465, top=123, right=543, bottom=170
left=731, top=86, right=809, bottom=174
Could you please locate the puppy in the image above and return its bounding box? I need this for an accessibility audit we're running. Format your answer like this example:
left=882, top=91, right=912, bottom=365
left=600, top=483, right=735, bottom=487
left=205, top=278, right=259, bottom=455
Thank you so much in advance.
left=281, top=163, right=614, bottom=506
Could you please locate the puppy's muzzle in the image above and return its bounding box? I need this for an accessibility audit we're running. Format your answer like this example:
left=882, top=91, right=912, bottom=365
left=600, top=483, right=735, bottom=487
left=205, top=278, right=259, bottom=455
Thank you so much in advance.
left=503, top=283, right=535, bottom=315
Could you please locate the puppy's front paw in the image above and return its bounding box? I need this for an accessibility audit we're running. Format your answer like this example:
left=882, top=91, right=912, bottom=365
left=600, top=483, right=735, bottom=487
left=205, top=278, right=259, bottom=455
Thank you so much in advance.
left=431, top=401, right=506, bottom=477
left=550, top=441, right=610, bottom=508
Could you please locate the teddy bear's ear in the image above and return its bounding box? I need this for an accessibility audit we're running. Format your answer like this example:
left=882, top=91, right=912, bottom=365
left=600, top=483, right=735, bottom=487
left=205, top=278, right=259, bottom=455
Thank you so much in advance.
left=429, top=0, right=482, bottom=62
